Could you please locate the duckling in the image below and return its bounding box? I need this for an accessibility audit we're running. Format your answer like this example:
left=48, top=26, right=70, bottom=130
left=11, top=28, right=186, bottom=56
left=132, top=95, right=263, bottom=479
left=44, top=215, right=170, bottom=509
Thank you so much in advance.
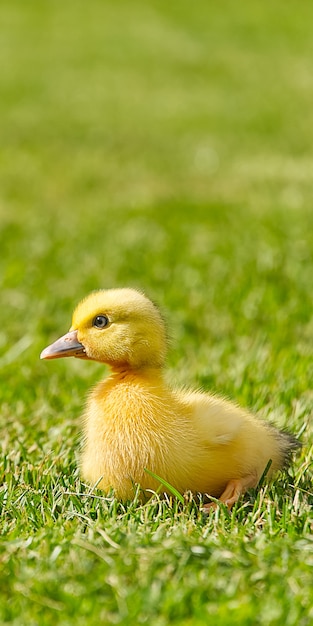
left=40, top=288, right=300, bottom=509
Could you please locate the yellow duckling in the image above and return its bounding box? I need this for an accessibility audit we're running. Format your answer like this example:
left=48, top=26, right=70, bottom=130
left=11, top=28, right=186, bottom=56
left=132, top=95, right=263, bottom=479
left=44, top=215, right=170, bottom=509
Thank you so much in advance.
left=41, top=288, right=299, bottom=509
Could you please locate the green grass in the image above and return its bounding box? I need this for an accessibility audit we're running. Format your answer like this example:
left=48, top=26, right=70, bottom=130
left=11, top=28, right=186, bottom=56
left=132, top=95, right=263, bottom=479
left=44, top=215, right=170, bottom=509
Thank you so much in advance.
left=1, top=1, right=313, bottom=624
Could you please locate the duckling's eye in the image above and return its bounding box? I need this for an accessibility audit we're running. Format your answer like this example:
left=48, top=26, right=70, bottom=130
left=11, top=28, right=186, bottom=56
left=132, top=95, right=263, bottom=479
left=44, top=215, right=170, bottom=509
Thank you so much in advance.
left=93, top=315, right=109, bottom=329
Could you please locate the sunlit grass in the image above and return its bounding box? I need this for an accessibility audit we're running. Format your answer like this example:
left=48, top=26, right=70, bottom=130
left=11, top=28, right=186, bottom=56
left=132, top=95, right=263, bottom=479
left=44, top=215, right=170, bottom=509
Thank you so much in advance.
left=1, top=0, right=313, bottom=624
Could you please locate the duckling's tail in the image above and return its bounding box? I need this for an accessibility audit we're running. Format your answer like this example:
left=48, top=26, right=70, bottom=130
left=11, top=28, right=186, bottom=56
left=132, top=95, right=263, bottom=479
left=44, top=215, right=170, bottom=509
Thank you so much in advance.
left=275, top=429, right=301, bottom=469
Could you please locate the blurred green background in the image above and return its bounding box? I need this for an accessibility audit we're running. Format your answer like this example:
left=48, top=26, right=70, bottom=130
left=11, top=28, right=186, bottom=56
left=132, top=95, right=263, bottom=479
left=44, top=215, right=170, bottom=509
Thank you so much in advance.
left=1, top=2, right=313, bottom=625
left=1, top=0, right=312, bottom=404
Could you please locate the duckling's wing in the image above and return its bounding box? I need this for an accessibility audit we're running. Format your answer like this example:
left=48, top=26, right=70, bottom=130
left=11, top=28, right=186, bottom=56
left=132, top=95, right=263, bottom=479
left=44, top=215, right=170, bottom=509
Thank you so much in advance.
left=180, top=391, right=261, bottom=509
left=181, top=391, right=245, bottom=445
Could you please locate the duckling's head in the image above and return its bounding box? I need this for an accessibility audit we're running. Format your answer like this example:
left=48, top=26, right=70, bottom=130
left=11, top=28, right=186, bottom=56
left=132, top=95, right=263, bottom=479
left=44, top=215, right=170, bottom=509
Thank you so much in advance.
left=41, top=288, right=167, bottom=370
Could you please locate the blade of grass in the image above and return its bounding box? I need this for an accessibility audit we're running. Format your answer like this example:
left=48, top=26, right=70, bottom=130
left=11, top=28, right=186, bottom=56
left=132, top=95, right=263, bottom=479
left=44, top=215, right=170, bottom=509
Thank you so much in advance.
left=144, top=468, right=185, bottom=504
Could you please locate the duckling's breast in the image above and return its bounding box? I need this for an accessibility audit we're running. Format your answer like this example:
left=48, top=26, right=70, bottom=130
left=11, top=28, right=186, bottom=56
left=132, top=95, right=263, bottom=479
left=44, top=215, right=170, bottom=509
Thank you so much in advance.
left=80, top=373, right=204, bottom=499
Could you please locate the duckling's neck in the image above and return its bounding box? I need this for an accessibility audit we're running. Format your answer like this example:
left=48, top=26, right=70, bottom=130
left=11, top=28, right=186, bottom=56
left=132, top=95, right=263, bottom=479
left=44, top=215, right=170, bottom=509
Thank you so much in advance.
left=108, top=364, right=164, bottom=383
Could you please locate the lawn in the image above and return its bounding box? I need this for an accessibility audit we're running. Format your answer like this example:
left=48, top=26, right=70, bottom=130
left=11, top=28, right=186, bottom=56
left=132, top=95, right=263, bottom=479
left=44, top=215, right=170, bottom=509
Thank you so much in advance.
left=1, top=1, right=313, bottom=624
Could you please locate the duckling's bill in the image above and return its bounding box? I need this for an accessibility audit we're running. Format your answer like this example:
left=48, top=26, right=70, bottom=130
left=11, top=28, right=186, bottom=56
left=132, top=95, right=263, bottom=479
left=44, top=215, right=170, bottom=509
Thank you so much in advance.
left=40, top=330, right=87, bottom=360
